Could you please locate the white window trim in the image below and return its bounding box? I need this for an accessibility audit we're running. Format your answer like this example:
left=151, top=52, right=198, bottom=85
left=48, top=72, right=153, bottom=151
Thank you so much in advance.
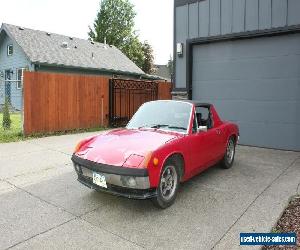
left=7, top=44, right=13, bottom=56
left=16, top=68, right=24, bottom=89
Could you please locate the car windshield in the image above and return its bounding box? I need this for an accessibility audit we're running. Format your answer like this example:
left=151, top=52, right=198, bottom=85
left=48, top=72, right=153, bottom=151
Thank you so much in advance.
left=126, top=101, right=192, bottom=133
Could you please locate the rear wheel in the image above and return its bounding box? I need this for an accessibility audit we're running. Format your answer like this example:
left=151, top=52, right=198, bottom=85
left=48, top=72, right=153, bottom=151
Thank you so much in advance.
left=221, top=136, right=236, bottom=169
left=152, top=161, right=180, bottom=209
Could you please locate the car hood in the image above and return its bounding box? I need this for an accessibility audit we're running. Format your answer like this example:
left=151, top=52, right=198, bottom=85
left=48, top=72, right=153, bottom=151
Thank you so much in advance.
left=75, top=128, right=180, bottom=167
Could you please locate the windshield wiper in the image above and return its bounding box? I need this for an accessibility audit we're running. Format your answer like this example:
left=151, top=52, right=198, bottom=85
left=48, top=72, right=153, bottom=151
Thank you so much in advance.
left=167, top=126, right=187, bottom=131
left=138, top=124, right=186, bottom=131
left=138, top=124, right=168, bottom=129
left=150, top=124, right=168, bottom=129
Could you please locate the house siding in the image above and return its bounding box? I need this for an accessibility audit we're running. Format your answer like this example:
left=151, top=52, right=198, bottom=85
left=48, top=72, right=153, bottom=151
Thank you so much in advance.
left=175, top=5, right=188, bottom=88
left=174, top=0, right=300, bottom=150
left=0, top=31, right=32, bottom=110
left=174, top=0, right=300, bottom=90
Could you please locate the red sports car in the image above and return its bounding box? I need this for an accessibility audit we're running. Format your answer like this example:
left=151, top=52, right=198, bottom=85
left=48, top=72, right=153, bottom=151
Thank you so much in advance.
left=72, top=100, right=239, bottom=208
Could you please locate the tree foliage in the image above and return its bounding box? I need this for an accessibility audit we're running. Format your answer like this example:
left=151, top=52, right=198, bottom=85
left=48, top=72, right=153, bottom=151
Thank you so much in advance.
left=89, top=0, right=135, bottom=48
left=121, top=35, right=145, bottom=70
left=2, top=98, right=11, bottom=129
left=89, top=0, right=153, bottom=71
left=167, top=55, right=174, bottom=81
left=142, top=41, right=154, bottom=74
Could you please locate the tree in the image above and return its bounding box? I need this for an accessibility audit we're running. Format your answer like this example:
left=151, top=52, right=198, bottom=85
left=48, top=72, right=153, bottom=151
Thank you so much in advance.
left=89, top=0, right=145, bottom=69
left=2, top=98, right=11, bottom=129
left=167, top=55, right=174, bottom=81
left=142, top=41, right=154, bottom=74
left=122, top=35, right=145, bottom=70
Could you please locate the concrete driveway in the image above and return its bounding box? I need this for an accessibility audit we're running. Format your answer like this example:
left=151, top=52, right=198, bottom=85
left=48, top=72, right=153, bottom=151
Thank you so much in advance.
left=0, top=132, right=299, bottom=250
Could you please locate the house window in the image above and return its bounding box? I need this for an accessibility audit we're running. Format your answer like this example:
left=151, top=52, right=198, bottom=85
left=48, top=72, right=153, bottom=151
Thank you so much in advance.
left=7, top=44, right=13, bottom=56
left=5, top=69, right=11, bottom=80
left=16, top=68, right=23, bottom=89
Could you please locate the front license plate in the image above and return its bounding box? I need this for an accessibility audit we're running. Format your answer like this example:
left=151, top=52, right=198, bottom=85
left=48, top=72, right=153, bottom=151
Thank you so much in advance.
left=93, top=172, right=107, bottom=188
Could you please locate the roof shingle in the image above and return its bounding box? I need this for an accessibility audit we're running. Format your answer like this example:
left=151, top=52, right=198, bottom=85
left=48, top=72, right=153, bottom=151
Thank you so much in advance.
left=1, top=23, right=144, bottom=76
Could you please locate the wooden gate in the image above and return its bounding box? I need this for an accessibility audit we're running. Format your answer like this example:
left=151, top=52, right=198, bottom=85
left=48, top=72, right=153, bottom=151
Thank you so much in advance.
left=109, top=79, right=158, bottom=127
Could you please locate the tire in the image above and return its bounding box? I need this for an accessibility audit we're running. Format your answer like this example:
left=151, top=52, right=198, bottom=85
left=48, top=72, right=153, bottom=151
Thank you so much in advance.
left=221, top=136, right=236, bottom=169
left=152, top=160, right=180, bottom=209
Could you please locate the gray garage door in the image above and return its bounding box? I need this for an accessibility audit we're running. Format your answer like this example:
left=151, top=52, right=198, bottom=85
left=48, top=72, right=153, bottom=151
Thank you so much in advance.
left=192, top=33, right=300, bottom=151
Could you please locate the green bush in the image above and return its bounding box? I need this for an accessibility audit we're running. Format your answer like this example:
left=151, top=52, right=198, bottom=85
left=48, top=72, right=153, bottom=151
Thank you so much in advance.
left=2, top=98, right=11, bottom=129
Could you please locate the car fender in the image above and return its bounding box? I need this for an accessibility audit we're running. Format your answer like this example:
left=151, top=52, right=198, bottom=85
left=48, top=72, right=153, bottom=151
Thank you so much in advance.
left=147, top=137, right=189, bottom=188
left=224, top=123, right=239, bottom=144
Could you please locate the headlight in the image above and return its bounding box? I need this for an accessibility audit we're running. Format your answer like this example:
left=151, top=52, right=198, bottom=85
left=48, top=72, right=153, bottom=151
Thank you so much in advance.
left=122, top=152, right=154, bottom=168
left=123, top=154, right=145, bottom=168
left=120, top=176, right=137, bottom=188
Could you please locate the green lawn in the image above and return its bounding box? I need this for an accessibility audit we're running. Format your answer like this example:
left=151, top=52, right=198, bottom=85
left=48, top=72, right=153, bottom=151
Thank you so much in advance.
left=0, top=113, right=106, bottom=143
left=0, top=113, right=23, bottom=143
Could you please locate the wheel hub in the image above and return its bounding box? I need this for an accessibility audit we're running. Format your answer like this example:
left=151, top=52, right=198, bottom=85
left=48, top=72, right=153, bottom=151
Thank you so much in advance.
left=160, top=165, right=178, bottom=200
left=226, top=140, right=235, bottom=163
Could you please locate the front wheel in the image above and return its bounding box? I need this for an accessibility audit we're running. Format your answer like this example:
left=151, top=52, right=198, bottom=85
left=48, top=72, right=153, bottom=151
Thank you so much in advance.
left=220, top=136, right=236, bottom=169
left=152, top=162, right=180, bottom=209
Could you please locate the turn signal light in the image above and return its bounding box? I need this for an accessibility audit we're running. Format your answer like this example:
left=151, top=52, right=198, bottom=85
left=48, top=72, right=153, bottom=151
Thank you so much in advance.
left=153, top=157, right=159, bottom=166
left=74, top=141, right=84, bottom=153
left=74, top=137, right=94, bottom=153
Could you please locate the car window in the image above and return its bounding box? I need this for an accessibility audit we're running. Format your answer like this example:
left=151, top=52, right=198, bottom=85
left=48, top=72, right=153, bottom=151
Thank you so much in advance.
left=195, top=106, right=213, bottom=129
left=127, top=101, right=192, bottom=133
left=192, top=112, right=198, bottom=133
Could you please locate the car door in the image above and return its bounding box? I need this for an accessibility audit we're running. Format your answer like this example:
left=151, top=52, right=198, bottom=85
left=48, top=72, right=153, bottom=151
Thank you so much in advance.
left=188, top=108, right=221, bottom=174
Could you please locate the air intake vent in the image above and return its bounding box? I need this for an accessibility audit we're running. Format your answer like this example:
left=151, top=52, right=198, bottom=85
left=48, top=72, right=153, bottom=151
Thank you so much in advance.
left=69, top=37, right=73, bottom=40
left=18, top=27, right=24, bottom=30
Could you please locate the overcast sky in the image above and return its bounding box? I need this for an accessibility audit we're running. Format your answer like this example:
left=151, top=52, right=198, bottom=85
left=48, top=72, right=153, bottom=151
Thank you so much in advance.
left=0, top=0, right=173, bottom=65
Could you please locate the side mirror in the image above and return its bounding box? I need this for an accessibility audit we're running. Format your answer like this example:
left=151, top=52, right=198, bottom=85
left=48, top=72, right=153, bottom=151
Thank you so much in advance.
left=198, top=126, right=207, bottom=133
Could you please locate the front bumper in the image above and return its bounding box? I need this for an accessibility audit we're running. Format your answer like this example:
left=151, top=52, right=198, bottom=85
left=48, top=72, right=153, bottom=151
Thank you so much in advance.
left=71, top=154, right=157, bottom=199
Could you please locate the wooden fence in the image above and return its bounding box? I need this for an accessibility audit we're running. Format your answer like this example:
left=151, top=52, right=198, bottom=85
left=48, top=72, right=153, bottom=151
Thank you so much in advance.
left=158, top=81, right=172, bottom=100
left=23, top=72, right=172, bottom=135
left=109, top=79, right=171, bottom=127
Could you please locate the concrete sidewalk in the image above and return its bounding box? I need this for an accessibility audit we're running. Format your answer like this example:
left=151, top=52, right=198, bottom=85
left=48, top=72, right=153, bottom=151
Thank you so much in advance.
left=0, top=132, right=299, bottom=249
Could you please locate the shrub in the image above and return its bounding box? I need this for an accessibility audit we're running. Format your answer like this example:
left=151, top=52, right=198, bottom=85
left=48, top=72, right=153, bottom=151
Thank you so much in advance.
left=2, top=98, right=11, bottom=129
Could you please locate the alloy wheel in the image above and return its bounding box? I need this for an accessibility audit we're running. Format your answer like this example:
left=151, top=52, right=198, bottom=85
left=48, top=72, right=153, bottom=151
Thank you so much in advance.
left=226, top=139, right=235, bottom=164
left=160, top=165, right=178, bottom=201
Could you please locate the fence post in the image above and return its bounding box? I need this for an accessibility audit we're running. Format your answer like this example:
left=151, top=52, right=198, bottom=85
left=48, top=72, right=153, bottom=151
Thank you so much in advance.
left=108, top=79, right=113, bottom=126
left=21, top=69, right=24, bottom=134
left=0, top=73, right=3, bottom=111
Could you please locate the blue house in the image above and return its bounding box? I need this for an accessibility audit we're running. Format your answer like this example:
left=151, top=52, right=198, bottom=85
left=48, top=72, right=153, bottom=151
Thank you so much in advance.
left=0, top=23, right=149, bottom=111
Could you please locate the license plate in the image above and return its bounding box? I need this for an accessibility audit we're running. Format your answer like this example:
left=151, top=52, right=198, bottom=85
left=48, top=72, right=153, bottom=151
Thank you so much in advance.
left=93, top=172, right=107, bottom=188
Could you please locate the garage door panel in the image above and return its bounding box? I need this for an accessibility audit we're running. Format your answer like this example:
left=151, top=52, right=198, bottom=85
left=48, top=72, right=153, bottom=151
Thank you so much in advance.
left=193, top=34, right=300, bottom=61
left=199, top=99, right=299, bottom=124
left=192, top=33, right=300, bottom=150
left=192, top=79, right=299, bottom=101
left=238, top=121, right=299, bottom=150
left=193, top=54, right=300, bottom=81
